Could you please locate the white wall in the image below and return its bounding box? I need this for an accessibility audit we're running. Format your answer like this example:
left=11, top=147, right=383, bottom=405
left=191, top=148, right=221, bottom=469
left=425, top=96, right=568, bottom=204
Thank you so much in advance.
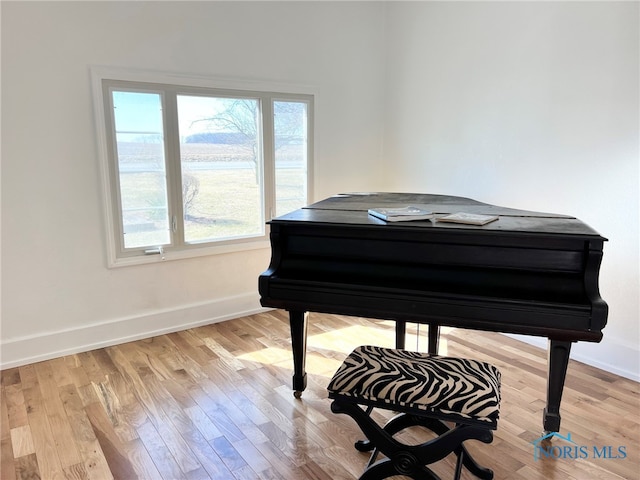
left=1, top=1, right=387, bottom=367
left=384, top=2, right=639, bottom=380
left=3, top=1, right=638, bottom=382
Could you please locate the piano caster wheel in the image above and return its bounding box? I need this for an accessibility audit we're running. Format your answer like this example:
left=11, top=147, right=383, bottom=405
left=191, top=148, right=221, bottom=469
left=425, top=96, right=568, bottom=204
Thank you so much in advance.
left=293, top=390, right=302, bottom=399
left=355, top=439, right=374, bottom=452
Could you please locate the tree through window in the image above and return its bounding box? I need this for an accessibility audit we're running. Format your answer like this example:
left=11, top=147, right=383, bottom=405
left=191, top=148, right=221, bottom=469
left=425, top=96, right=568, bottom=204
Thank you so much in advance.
left=95, top=74, right=313, bottom=265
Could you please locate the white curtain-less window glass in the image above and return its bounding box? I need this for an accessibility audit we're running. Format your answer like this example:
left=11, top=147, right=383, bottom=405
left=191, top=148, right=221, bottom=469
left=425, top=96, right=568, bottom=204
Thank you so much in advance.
left=112, top=91, right=170, bottom=249
left=95, top=71, right=313, bottom=265
left=177, top=95, right=263, bottom=243
left=274, top=101, right=308, bottom=217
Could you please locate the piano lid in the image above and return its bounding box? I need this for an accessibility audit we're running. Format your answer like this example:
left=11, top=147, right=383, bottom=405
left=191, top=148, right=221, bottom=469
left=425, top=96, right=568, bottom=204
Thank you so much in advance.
left=271, top=192, right=606, bottom=239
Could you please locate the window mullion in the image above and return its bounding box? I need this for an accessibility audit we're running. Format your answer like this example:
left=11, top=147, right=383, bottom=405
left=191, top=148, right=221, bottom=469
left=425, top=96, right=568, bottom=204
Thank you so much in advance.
left=93, top=69, right=312, bottom=266
left=103, top=85, right=128, bottom=256
left=163, top=89, right=185, bottom=249
left=305, top=100, right=314, bottom=204
left=262, top=96, right=275, bottom=220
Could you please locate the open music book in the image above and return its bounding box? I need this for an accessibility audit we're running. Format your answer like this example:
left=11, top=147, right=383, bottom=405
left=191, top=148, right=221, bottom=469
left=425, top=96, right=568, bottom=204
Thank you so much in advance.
left=436, top=212, right=499, bottom=225
left=368, top=206, right=434, bottom=222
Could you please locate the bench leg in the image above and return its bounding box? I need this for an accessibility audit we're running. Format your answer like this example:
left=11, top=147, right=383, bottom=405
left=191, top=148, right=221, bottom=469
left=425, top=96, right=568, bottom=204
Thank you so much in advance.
left=360, top=458, right=441, bottom=480
left=331, top=400, right=494, bottom=480
left=355, top=411, right=493, bottom=479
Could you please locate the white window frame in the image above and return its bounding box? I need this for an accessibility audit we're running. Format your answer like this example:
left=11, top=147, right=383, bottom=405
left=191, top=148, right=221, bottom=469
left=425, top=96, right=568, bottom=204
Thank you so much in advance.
left=91, top=67, right=314, bottom=267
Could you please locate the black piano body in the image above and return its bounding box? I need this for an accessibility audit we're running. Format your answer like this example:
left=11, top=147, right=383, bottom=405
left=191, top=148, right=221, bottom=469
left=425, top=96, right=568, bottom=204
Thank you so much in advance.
left=259, top=193, right=608, bottom=433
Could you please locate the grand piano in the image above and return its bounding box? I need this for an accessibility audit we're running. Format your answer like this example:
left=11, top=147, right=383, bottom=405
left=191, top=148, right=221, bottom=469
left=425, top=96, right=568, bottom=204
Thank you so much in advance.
left=259, top=192, right=607, bottom=433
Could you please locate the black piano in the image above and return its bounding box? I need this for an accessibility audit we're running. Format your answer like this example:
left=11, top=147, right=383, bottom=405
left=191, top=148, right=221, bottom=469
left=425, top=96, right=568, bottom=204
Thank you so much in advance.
left=259, top=192, right=607, bottom=433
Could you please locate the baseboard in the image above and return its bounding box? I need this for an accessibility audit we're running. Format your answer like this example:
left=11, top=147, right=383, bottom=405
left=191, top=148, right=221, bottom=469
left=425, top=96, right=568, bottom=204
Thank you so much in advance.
left=0, top=293, right=268, bottom=370
left=505, top=334, right=640, bottom=382
left=4, top=303, right=637, bottom=384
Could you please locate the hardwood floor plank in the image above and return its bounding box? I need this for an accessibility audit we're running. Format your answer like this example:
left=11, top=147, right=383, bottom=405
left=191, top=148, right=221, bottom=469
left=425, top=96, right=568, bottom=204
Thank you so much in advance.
left=229, top=464, right=260, bottom=480
left=47, top=358, right=73, bottom=390
left=109, top=350, right=203, bottom=477
left=195, top=380, right=250, bottom=443
left=183, top=405, right=223, bottom=441
left=235, top=373, right=293, bottom=427
left=300, top=447, right=358, bottom=480
left=48, top=412, right=83, bottom=468
left=175, top=377, right=247, bottom=444
left=58, top=385, right=114, bottom=480
left=231, top=437, right=272, bottom=475
left=87, top=350, right=119, bottom=379
left=103, top=370, right=148, bottom=432
left=26, top=411, right=65, bottom=480
left=226, top=387, right=274, bottom=426
left=1, top=368, right=21, bottom=388
left=17, top=366, right=38, bottom=390
left=67, top=366, right=91, bottom=397
left=140, top=367, right=237, bottom=480
left=251, top=437, right=309, bottom=480
left=257, top=421, right=308, bottom=468
left=89, top=378, right=136, bottom=442
left=2, top=311, right=639, bottom=480
left=125, top=437, right=164, bottom=480
left=210, top=436, right=247, bottom=472
left=62, top=462, right=90, bottom=480
left=84, top=402, right=137, bottom=480
left=166, top=331, right=213, bottom=367
left=1, top=385, right=18, bottom=480
left=134, top=396, right=202, bottom=474
left=135, top=419, right=185, bottom=480
left=161, top=376, right=197, bottom=410
left=75, top=352, right=107, bottom=385
left=10, top=425, right=35, bottom=458
left=14, top=453, right=41, bottom=480
left=4, top=384, right=29, bottom=429
left=299, top=457, right=354, bottom=480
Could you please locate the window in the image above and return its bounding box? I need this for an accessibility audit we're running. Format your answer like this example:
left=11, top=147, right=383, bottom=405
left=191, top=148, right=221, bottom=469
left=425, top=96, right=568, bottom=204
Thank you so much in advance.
left=93, top=70, right=313, bottom=266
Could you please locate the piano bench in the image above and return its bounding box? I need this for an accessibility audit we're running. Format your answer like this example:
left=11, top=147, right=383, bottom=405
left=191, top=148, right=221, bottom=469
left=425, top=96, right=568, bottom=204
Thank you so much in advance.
left=327, top=345, right=501, bottom=480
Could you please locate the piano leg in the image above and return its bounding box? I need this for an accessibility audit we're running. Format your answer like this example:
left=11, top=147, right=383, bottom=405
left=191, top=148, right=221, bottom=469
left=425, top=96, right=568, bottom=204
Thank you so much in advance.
left=428, top=323, right=440, bottom=355
left=395, top=321, right=406, bottom=349
left=544, top=340, right=572, bottom=433
left=289, top=310, right=308, bottom=398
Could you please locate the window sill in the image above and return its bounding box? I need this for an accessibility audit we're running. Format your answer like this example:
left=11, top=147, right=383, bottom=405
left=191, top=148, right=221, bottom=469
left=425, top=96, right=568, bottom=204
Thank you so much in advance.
left=107, top=239, right=271, bottom=268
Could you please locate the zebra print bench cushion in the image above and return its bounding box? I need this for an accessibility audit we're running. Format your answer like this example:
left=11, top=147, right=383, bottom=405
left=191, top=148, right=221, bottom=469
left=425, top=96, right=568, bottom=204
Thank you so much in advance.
left=328, top=345, right=501, bottom=426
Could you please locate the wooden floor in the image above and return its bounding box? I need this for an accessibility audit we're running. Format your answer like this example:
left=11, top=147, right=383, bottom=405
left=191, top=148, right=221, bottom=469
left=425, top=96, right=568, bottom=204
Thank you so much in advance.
left=1, top=310, right=639, bottom=480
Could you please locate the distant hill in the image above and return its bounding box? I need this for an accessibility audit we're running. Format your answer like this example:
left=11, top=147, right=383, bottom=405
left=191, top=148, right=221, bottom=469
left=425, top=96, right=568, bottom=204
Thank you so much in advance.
left=184, top=132, right=249, bottom=144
